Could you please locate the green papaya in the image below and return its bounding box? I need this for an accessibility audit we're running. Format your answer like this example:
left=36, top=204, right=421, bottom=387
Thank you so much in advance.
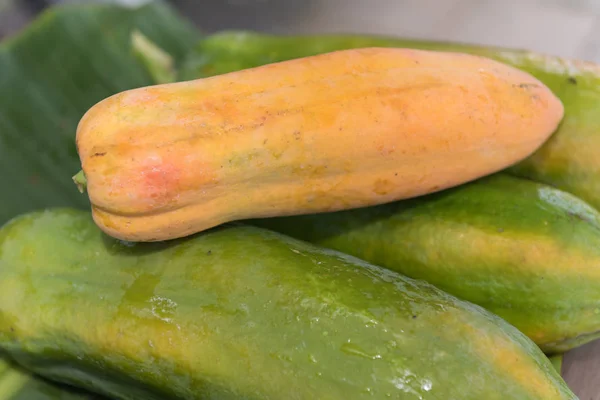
left=178, top=31, right=600, bottom=211
left=252, top=173, right=600, bottom=354
left=0, top=209, right=576, bottom=399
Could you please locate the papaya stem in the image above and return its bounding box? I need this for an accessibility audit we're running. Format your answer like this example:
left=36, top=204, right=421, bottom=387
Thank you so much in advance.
left=131, top=29, right=176, bottom=85
left=72, top=170, right=87, bottom=193
left=548, top=354, right=563, bottom=374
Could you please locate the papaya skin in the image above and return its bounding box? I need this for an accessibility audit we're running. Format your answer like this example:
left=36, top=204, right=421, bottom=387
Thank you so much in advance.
left=75, top=47, right=563, bottom=242
left=252, top=173, right=600, bottom=353
left=180, top=31, right=600, bottom=211
left=0, top=209, right=577, bottom=399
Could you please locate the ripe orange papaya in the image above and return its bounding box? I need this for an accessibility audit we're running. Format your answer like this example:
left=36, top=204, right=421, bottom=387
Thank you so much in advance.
left=181, top=31, right=600, bottom=212
left=74, top=47, right=563, bottom=241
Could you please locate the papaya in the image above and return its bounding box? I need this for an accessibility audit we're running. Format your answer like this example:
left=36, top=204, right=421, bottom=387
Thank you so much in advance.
left=252, top=173, right=600, bottom=353
left=73, top=46, right=563, bottom=242
left=180, top=31, right=600, bottom=210
left=0, top=209, right=576, bottom=399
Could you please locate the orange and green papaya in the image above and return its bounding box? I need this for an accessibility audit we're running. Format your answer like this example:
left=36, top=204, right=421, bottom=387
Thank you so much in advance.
left=74, top=45, right=562, bottom=242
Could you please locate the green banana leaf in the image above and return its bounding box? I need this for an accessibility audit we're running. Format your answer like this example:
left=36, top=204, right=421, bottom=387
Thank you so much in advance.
left=0, top=0, right=198, bottom=226
left=0, top=0, right=199, bottom=397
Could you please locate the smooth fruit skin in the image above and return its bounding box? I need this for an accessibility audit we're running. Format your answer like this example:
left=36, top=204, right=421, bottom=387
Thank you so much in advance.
left=181, top=31, right=600, bottom=212
left=76, top=46, right=563, bottom=242
left=253, top=173, right=600, bottom=354
left=0, top=209, right=576, bottom=400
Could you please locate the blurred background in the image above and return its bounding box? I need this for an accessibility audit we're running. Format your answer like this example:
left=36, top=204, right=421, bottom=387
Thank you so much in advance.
left=3, top=0, right=600, bottom=62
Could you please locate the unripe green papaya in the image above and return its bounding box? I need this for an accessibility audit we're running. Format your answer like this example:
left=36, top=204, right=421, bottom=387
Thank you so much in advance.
left=0, top=209, right=575, bottom=399
left=179, top=31, right=600, bottom=211
left=253, top=173, right=600, bottom=354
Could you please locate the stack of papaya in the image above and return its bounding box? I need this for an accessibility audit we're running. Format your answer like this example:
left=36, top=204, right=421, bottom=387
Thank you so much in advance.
left=4, top=23, right=600, bottom=399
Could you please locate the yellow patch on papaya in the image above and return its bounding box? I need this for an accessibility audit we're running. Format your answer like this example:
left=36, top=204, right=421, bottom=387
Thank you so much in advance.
left=409, top=221, right=600, bottom=278
left=448, top=311, right=565, bottom=399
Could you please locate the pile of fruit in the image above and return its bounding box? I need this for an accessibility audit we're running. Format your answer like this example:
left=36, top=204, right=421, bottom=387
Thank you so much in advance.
left=2, top=3, right=600, bottom=399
